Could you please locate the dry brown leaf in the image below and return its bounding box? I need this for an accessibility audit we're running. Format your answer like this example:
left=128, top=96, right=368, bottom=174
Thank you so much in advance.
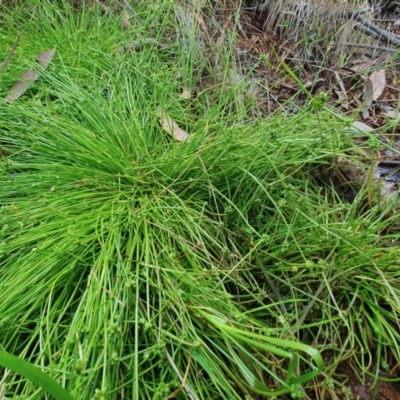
left=334, top=90, right=349, bottom=110
left=362, top=77, right=374, bottom=105
left=5, top=48, right=56, bottom=102
left=37, top=48, right=56, bottom=69
left=180, top=85, right=191, bottom=100
left=121, top=11, right=131, bottom=30
left=5, top=70, right=39, bottom=102
left=361, top=78, right=372, bottom=119
left=157, top=107, right=189, bottom=142
left=346, top=62, right=372, bottom=74
left=345, top=121, right=374, bottom=136
left=368, top=69, right=385, bottom=101
left=351, top=121, right=374, bottom=133
left=361, top=69, right=385, bottom=119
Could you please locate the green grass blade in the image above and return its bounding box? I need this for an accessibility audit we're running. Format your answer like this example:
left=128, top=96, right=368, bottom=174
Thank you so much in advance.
left=0, top=351, right=74, bottom=400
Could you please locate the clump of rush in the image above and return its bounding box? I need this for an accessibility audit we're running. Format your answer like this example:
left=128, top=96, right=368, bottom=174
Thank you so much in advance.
left=0, top=2, right=399, bottom=399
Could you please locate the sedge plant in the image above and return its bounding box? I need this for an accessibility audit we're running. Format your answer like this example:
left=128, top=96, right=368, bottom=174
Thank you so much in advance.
left=0, top=2, right=399, bottom=399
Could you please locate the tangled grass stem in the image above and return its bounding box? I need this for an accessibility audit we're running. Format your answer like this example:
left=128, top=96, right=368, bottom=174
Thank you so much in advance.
left=0, top=2, right=399, bottom=399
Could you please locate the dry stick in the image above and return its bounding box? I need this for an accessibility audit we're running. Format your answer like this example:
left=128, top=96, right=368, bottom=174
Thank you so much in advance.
left=346, top=10, right=400, bottom=47
left=338, top=42, right=397, bottom=52
left=357, top=23, right=400, bottom=47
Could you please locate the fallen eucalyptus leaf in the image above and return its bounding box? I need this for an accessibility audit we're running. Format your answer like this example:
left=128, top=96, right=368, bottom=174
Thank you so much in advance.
left=369, top=69, right=385, bottom=100
left=353, top=121, right=373, bottom=131
left=5, top=48, right=56, bottom=102
left=345, top=121, right=374, bottom=135
left=5, top=70, right=39, bottom=102
left=37, top=48, right=56, bottom=69
left=361, top=70, right=383, bottom=119
left=157, top=107, right=189, bottom=142
left=362, top=77, right=374, bottom=107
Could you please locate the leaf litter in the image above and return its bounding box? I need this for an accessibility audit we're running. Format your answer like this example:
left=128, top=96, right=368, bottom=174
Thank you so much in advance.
left=157, top=106, right=189, bottom=141
left=5, top=48, right=56, bottom=102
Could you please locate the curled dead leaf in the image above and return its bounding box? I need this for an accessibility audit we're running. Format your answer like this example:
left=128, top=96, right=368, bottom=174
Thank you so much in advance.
left=157, top=107, right=189, bottom=142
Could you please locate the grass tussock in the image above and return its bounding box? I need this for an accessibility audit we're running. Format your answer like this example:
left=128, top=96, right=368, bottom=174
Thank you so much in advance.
left=0, top=2, right=400, bottom=399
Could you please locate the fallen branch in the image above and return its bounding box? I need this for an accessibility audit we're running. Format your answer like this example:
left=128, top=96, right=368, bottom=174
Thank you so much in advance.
left=346, top=10, right=400, bottom=47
